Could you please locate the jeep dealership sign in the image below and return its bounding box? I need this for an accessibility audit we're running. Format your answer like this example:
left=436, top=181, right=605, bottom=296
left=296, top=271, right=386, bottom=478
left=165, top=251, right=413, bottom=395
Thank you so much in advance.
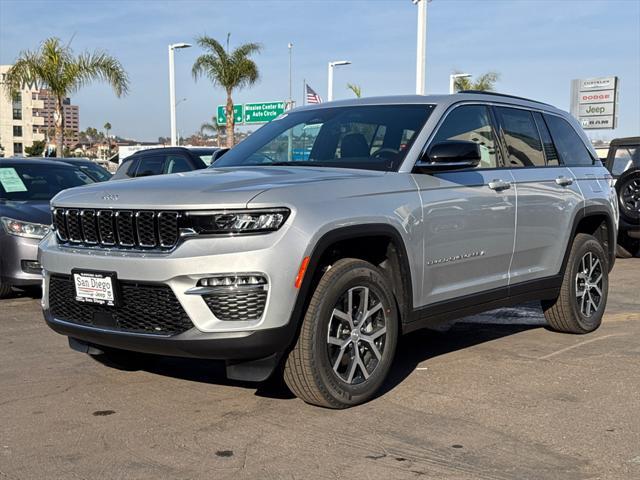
left=570, top=76, right=619, bottom=130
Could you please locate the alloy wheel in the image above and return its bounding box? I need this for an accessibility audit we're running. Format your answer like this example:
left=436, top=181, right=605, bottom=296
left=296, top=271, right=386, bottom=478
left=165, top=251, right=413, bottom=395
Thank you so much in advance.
left=575, top=252, right=603, bottom=318
left=326, top=286, right=387, bottom=385
left=620, top=177, right=640, bottom=218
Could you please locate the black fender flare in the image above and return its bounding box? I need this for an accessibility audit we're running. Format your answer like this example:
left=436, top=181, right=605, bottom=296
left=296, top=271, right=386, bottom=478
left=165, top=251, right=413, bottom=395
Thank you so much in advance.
left=562, top=205, right=617, bottom=273
left=280, top=223, right=415, bottom=350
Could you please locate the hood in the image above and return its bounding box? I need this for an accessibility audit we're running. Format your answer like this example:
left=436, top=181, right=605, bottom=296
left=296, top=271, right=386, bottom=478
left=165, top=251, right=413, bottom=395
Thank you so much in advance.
left=0, top=200, right=52, bottom=225
left=51, top=166, right=383, bottom=210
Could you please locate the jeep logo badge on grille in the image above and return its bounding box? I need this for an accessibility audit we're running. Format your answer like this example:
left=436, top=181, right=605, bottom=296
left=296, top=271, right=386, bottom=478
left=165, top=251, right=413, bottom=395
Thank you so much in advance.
left=102, top=193, right=119, bottom=201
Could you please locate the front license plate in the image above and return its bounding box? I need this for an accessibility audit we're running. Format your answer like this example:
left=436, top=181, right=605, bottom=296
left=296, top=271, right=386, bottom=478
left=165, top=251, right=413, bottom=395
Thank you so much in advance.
left=72, top=270, right=117, bottom=306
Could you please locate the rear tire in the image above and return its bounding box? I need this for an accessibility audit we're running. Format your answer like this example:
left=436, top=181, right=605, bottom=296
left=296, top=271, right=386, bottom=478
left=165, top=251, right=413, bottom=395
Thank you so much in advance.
left=542, top=233, right=608, bottom=334
left=284, top=258, right=398, bottom=408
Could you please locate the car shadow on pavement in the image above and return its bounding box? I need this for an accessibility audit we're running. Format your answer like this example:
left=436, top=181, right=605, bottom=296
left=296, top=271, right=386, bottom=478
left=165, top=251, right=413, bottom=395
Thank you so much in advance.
left=91, top=306, right=545, bottom=403
left=378, top=321, right=541, bottom=398
left=3, top=286, right=42, bottom=300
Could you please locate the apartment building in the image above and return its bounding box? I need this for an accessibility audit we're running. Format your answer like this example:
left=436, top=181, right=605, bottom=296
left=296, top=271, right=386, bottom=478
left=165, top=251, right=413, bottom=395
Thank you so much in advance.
left=0, top=65, right=45, bottom=157
left=34, top=90, right=80, bottom=147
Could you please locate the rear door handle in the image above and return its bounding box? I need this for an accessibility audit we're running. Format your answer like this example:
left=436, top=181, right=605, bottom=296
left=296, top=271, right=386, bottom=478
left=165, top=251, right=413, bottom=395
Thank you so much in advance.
left=555, top=176, right=574, bottom=186
left=488, top=179, right=511, bottom=191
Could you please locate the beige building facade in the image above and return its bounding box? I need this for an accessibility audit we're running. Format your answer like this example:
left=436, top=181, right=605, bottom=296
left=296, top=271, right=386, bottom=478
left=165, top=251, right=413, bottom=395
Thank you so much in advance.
left=0, top=65, right=45, bottom=157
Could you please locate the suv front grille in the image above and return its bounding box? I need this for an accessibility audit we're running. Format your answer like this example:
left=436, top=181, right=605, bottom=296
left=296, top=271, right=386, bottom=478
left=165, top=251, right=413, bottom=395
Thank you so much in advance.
left=48, top=275, right=192, bottom=335
left=53, top=208, right=180, bottom=250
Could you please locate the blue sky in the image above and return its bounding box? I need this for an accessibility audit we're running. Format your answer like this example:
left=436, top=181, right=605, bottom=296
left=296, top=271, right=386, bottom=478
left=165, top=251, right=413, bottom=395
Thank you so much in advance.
left=1, top=0, right=638, bottom=142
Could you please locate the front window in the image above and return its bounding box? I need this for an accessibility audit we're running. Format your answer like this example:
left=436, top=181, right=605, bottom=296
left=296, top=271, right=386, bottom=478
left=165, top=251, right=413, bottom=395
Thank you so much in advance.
left=215, top=105, right=435, bottom=171
left=431, top=105, right=499, bottom=168
left=0, top=165, right=93, bottom=201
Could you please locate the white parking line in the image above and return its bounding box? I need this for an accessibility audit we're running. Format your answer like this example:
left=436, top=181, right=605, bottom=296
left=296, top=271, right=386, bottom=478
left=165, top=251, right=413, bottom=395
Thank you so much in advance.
left=537, top=334, right=625, bottom=360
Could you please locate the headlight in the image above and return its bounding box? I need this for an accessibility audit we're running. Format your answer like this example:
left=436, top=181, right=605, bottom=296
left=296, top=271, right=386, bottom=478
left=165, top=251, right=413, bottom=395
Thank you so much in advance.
left=1, top=217, right=51, bottom=239
left=185, top=208, right=290, bottom=235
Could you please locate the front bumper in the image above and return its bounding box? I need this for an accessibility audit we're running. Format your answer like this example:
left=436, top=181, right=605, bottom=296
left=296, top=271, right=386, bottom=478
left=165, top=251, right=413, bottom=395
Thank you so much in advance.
left=39, top=227, right=306, bottom=333
left=39, top=224, right=309, bottom=367
left=0, top=233, right=42, bottom=286
left=43, top=309, right=296, bottom=361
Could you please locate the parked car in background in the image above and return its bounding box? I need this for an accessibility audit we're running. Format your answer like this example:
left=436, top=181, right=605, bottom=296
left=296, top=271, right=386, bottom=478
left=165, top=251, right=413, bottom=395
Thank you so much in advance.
left=0, top=158, right=94, bottom=297
left=41, top=93, right=617, bottom=408
left=604, top=136, right=640, bottom=257
left=48, top=157, right=113, bottom=182
left=189, top=147, right=229, bottom=166
left=111, top=147, right=226, bottom=180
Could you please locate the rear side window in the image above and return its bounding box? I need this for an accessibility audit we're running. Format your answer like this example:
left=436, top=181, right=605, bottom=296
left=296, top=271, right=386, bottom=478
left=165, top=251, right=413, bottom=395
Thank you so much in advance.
left=431, top=105, right=499, bottom=168
left=165, top=155, right=192, bottom=174
left=532, top=112, right=560, bottom=166
left=135, top=156, right=165, bottom=177
left=544, top=115, right=593, bottom=167
left=494, top=107, right=544, bottom=167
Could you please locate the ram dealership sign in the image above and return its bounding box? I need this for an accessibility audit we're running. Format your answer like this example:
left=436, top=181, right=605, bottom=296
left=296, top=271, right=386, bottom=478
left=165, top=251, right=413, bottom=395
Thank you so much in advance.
left=570, top=76, right=619, bottom=130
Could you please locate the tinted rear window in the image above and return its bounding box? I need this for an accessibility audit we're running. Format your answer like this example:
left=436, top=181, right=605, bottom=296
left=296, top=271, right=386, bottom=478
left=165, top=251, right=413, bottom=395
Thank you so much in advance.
left=135, top=156, right=165, bottom=177
left=495, top=107, right=544, bottom=167
left=544, top=115, right=593, bottom=167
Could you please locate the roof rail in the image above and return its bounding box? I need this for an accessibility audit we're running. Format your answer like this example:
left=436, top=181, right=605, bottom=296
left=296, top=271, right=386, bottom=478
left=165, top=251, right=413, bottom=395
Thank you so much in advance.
left=458, top=90, right=553, bottom=107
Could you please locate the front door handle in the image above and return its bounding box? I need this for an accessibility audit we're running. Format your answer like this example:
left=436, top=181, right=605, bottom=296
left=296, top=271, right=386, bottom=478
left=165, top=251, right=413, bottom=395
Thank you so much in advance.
left=555, top=176, right=574, bottom=186
left=488, top=179, right=511, bottom=191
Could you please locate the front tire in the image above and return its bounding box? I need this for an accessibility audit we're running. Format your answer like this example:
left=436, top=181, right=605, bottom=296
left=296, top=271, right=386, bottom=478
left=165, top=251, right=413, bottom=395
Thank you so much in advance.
left=542, top=234, right=608, bottom=334
left=284, top=258, right=398, bottom=408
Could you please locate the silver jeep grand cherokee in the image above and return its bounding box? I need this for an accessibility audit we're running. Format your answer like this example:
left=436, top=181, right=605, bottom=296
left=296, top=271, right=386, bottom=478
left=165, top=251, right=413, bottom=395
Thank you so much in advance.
left=40, top=92, right=618, bottom=408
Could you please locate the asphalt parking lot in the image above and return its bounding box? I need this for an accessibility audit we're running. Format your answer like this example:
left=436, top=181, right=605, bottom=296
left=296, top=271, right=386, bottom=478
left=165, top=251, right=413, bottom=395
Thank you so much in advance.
left=1, top=259, right=638, bottom=480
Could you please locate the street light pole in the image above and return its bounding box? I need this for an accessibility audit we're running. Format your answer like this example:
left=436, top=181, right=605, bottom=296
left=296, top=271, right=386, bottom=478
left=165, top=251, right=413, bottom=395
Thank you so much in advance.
left=288, top=42, right=293, bottom=108
left=449, top=73, right=471, bottom=94
left=414, top=0, right=428, bottom=95
left=327, top=60, right=351, bottom=102
left=168, top=42, right=191, bottom=146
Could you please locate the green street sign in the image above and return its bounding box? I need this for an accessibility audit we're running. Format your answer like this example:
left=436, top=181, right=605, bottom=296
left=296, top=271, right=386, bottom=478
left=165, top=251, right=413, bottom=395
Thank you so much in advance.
left=216, top=104, right=244, bottom=125
left=244, top=101, right=286, bottom=124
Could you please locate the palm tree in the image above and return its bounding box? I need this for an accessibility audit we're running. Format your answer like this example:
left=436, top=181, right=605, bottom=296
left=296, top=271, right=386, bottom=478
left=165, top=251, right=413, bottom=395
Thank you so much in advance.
left=347, top=83, right=362, bottom=98
left=104, top=122, right=112, bottom=154
left=453, top=71, right=500, bottom=92
left=4, top=37, right=129, bottom=157
left=192, top=34, right=261, bottom=147
left=200, top=116, right=225, bottom=147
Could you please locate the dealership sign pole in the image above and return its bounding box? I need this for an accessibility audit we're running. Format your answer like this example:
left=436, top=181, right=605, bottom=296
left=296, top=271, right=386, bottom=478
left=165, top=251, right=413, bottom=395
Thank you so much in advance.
left=570, top=76, right=619, bottom=130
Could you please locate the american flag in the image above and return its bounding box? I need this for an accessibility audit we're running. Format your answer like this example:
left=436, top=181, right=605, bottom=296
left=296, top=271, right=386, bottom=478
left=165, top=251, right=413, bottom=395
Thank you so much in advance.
left=306, top=84, right=322, bottom=104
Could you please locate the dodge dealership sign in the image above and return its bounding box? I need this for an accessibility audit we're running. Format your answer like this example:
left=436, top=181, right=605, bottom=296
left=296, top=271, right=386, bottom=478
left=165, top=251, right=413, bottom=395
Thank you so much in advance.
left=570, top=76, right=619, bottom=130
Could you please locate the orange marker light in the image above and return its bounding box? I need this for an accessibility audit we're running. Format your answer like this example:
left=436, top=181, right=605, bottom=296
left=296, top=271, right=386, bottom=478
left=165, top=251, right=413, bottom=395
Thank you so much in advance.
left=295, top=256, right=310, bottom=289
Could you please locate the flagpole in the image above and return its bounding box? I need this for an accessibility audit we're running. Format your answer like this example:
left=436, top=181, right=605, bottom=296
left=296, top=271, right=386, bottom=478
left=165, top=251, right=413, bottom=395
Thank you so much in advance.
left=303, top=78, right=306, bottom=106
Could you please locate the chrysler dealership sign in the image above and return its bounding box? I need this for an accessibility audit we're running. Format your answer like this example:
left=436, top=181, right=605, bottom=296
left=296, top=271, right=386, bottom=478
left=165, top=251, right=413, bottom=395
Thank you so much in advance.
left=570, top=76, right=619, bottom=130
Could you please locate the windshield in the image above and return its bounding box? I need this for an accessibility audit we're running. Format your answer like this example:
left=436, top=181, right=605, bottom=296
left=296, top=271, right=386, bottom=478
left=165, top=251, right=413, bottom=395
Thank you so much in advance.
left=0, top=164, right=94, bottom=201
left=215, top=104, right=435, bottom=171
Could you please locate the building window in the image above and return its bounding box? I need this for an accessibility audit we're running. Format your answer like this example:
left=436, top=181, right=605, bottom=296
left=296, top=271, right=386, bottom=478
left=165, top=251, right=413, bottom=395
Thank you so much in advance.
left=13, top=143, right=23, bottom=154
left=13, top=126, right=23, bottom=137
left=12, top=108, right=22, bottom=120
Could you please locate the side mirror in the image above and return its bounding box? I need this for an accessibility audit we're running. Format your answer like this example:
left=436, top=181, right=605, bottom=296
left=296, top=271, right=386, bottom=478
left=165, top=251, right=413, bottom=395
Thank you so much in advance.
left=414, top=140, right=481, bottom=173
